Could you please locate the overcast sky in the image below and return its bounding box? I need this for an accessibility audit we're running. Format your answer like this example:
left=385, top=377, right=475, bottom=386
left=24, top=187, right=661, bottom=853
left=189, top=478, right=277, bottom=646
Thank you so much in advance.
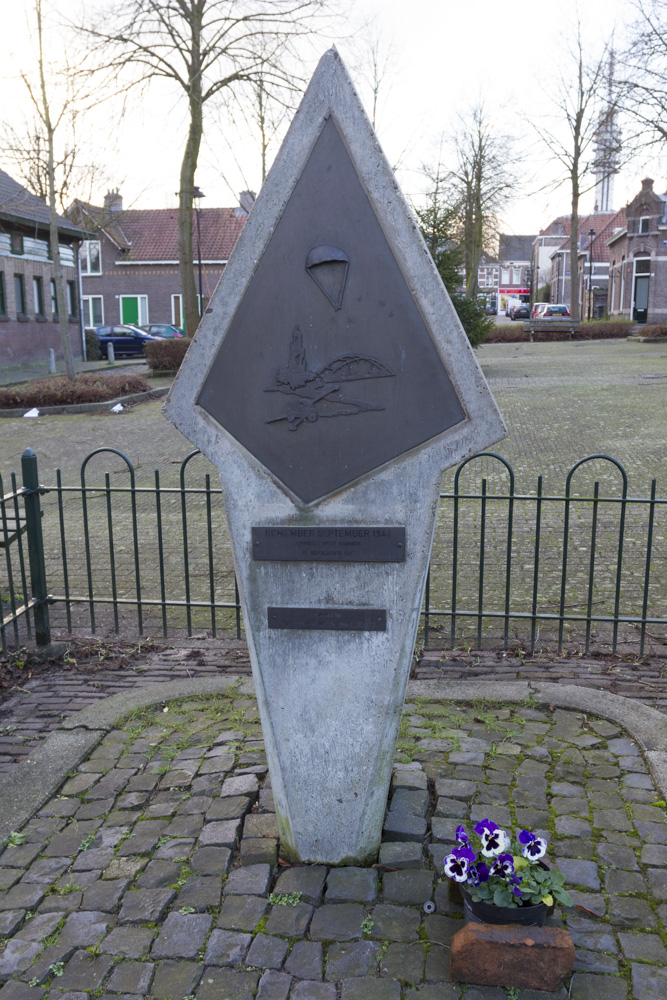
left=3, top=0, right=665, bottom=238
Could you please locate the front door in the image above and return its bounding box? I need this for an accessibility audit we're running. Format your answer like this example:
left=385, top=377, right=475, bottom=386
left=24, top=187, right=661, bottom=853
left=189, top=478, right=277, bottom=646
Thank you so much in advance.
left=121, top=297, right=140, bottom=325
left=633, top=276, right=649, bottom=324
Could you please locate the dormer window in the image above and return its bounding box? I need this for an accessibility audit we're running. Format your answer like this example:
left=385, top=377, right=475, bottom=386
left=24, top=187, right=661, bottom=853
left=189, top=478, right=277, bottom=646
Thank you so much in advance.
left=80, top=240, right=101, bottom=274
left=639, top=216, right=650, bottom=234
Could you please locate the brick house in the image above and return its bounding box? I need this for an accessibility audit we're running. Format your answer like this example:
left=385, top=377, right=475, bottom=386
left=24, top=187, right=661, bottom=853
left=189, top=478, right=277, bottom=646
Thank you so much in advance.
left=0, top=168, right=85, bottom=367
left=575, top=208, right=627, bottom=320
left=477, top=234, right=536, bottom=312
left=67, top=191, right=251, bottom=333
left=606, top=178, right=667, bottom=325
left=541, top=210, right=619, bottom=311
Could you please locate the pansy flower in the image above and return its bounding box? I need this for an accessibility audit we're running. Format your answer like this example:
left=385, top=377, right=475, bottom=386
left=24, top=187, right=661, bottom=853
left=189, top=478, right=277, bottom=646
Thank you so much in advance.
left=455, top=825, right=472, bottom=849
left=468, top=861, right=490, bottom=886
left=474, top=819, right=510, bottom=857
left=519, top=829, right=547, bottom=860
left=443, top=848, right=470, bottom=883
left=489, top=853, right=515, bottom=878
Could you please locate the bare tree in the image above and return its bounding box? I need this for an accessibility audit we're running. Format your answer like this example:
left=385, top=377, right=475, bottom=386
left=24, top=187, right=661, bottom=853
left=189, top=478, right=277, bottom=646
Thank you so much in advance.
left=532, top=29, right=623, bottom=322
left=448, top=105, right=516, bottom=299
left=621, top=0, right=667, bottom=146
left=80, top=0, right=333, bottom=339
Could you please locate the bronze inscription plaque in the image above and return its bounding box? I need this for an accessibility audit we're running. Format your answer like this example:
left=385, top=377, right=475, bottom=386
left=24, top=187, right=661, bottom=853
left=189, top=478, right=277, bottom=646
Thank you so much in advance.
left=267, top=607, right=387, bottom=631
left=252, top=526, right=405, bottom=562
left=198, top=117, right=465, bottom=503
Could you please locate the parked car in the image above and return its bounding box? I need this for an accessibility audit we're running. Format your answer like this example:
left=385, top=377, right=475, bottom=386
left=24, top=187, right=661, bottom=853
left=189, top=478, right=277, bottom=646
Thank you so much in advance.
left=531, top=303, right=548, bottom=319
left=511, top=304, right=531, bottom=320
left=543, top=304, right=570, bottom=317
left=94, top=324, right=161, bottom=358
left=141, top=323, right=185, bottom=339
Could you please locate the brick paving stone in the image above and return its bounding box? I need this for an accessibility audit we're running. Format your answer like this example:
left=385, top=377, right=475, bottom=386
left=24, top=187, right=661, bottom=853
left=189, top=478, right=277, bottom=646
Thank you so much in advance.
left=632, top=965, right=667, bottom=999
left=567, top=917, right=619, bottom=953
left=605, top=869, right=646, bottom=894
left=0, top=940, right=43, bottom=977
left=572, top=949, right=619, bottom=974
left=424, top=942, right=451, bottom=980
left=0, top=985, right=47, bottom=1000
left=0, top=871, right=21, bottom=891
left=309, top=903, right=365, bottom=941
left=245, top=932, right=288, bottom=970
left=405, top=987, right=459, bottom=1000
left=197, top=967, right=259, bottom=1000
left=197, top=819, right=241, bottom=848
left=220, top=774, right=259, bottom=797
left=555, top=859, right=600, bottom=891
left=325, top=867, right=378, bottom=903
left=377, top=842, right=422, bottom=868
left=100, top=925, right=155, bottom=958
left=56, top=951, right=114, bottom=991
left=105, top=960, right=154, bottom=994
left=291, top=983, right=336, bottom=1000
left=388, top=789, right=429, bottom=815
left=0, top=911, right=24, bottom=937
left=203, top=928, right=251, bottom=965
left=136, top=859, right=181, bottom=888
left=608, top=895, right=657, bottom=927
left=118, top=887, right=176, bottom=923
left=58, top=910, right=110, bottom=947
left=382, top=813, right=427, bottom=841
left=150, top=959, right=202, bottom=999
left=272, top=865, right=327, bottom=904
left=177, top=875, right=222, bottom=911
left=101, top=856, right=147, bottom=880
left=0, top=884, right=46, bottom=912
left=435, top=778, right=476, bottom=799
left=243, top=813, right=279, bottom=838
left=635, top=820, right=667, bottom=843
left=325, top=940, right=381, bottom=979
left=264, top=900, right=312, bottom=937
left=256, top=969, right=292, bottom=1000
left=423, top=914, right=461, bottom=944
left=216, top=893, right=268, bottom=932
left=206, top=795, right=252, bottom=821
left=190, top=845, right=232, bottom=875
left=224, top=863, right=270, bottom=895
left=618, top=930, right=667, bottom=962
left=379, top=941, right=424, bottom=981
left=284, top=940, right=323, bottom=980
left=340, top=978, right=401, bottom=999
left=597, top=843, right=639, bottom=869
left=570, top=974, right=628, bottom=1000
left=240, top=837, right=278, bottom=866
left=152, top=911, right=212, bottom=959
left=434, top=797, right=468, bottom=818
left=369, top=903, right=420, bottom=941
left=555, top=816, right=592, bottom=837
left=21, top=858, right=69, bottom=884
left=382, top=870, right=434, bottom=906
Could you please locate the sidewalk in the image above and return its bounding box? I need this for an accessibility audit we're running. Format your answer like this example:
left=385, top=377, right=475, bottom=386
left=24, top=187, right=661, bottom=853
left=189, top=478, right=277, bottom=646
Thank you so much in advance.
left=0, top=357, right=147, bottom=387
left=1, top=651, right=667, bottom=998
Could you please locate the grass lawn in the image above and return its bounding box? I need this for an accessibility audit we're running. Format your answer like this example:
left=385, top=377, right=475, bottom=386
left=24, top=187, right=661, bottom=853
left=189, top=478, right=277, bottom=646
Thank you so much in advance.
left=1, top=339, right=665, bottom=651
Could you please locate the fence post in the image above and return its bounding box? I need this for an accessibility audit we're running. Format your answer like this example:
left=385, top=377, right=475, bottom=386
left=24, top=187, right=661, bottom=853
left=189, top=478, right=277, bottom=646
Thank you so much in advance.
left=21, top=448, right=51, bottom=647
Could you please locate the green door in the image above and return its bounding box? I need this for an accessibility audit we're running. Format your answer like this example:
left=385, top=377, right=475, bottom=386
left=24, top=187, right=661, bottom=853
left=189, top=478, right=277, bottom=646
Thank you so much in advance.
left=121, top=297, right=139, bottom=325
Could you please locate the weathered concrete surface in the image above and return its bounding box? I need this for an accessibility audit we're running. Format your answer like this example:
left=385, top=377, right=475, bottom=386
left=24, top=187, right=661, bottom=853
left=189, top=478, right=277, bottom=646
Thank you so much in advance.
left=164, top=49, right=506, bottom=864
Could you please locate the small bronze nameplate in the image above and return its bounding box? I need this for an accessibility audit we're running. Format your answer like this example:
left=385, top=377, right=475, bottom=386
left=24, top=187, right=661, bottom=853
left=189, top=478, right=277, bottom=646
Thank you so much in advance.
left=268, top=607, right=387, bottom=631
left=253, top=526, right=405, bottom=562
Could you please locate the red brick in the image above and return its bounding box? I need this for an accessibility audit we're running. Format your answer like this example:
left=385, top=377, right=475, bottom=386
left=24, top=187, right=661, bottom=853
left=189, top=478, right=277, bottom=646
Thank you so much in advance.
left=450, top=921, right=575, bottom=992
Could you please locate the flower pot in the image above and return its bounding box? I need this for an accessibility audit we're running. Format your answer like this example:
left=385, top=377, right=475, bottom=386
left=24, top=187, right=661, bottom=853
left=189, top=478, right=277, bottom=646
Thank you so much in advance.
left=461, top=888, right=547, bottom=927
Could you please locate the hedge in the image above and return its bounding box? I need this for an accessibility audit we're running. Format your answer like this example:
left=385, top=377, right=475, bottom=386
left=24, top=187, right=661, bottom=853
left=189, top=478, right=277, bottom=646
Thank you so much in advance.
left=145, top=338, right=190, bottom=371
left=0, top=373, right=150, bottom=408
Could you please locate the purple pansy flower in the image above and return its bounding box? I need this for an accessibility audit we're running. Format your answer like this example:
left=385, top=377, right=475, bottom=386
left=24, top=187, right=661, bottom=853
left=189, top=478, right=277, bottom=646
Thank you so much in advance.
left=512, top=885, right=523, bottom=897
left=468, top=861, right=490, bottom=886
left=519, top=829, right=547, bottom=860
left=456, top=825, right=472, bottom=848
left=475, top=819, right=510, bottom=857
left=443, top=848, right=470, bottom=883
left=490, top=853, right=515, bottom=878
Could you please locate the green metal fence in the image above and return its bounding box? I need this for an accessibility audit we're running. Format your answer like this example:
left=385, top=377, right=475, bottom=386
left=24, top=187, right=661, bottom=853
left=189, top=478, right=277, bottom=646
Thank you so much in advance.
left=1, top=447, right=665, bottom=656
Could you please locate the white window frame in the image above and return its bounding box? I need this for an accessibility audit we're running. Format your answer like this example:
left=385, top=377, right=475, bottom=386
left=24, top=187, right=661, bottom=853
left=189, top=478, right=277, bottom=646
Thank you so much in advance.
left=172, top=292, right=201, bottom=328
left=82, top=295, right=104, bottom=330
left=639, top=216, right=650, bottom=235
left=501, top=267, right=510, bottom=285
left=631, top=255, right=651, bottom=315
left=119, top=294, right=149, bottom=326
left=80, top=240, right=102, bottom=275
left=511, top=267, right=522, bottom=284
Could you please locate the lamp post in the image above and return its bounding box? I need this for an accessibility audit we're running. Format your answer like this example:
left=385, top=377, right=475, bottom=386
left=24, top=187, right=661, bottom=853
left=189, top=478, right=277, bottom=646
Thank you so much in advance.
left=193, top=186, right=205, bottom=318
left=588, top=228, right=595, bottom=321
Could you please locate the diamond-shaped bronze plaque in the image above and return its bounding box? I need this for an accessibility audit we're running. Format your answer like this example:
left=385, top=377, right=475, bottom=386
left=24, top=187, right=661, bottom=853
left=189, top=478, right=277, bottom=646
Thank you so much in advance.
left=197, top=117, right=465, bottom=503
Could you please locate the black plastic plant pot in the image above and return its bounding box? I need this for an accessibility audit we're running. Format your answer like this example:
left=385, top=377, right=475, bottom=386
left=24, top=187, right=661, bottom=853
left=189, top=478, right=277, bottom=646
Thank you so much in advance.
left=462, top=889, right=547, bottom=927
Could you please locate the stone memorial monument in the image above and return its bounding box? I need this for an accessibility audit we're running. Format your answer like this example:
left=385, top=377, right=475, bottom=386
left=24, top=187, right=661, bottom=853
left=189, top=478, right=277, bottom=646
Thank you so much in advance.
left=165, top=49, right=506, bottom=864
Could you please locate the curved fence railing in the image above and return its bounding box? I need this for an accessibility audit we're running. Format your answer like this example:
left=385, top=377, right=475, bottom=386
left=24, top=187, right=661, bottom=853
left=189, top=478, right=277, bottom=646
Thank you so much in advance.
left=1, top=448, right=665, bottom=657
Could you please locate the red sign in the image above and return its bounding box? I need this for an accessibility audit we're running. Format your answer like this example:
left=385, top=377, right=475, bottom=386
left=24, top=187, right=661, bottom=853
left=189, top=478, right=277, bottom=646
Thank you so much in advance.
left=498, top=288, right=530, bottom=295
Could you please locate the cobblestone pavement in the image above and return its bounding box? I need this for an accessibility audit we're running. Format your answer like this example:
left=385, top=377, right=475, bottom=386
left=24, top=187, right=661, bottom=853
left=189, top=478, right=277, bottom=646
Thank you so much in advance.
left=2, top=641, right=667, bottom=777
left=1, top=691, right=667, bottom=999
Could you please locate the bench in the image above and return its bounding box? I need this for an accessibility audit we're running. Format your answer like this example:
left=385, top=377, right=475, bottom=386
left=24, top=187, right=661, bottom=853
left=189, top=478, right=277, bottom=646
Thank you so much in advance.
left=522, top=319, right=581, bottom=342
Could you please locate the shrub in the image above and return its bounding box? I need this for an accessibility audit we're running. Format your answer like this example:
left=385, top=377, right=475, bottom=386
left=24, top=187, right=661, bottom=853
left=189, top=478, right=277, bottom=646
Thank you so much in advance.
left=579, top=319, right=633, bottom=339
left=635, top=324, right=667, bottom=338
left=0, top=373, right=150, bottom=408
left=145, top=338, right=190, bottom=371
left=484, top=326, right=529, bottom=343
left=85, top=329, right=102, bottom=361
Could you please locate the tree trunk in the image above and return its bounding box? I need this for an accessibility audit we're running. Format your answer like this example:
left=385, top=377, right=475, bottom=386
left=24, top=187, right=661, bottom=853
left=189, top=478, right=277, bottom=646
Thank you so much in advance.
left=569, top=167, right=580, bottom=322
left=37, top=0, right=76, bottom=380
left=178, top=6, right=204, bottom=338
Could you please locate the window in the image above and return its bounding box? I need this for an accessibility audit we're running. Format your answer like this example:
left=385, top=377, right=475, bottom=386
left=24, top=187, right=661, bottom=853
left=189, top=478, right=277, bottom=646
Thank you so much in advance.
left=82, top=295, right=104, bottom=329
left=66, top=280, right=77, bottom=318
left=33, top=276, right=44, bottom=316
left=512, top=267, right=522, bottom=284
left=0, top=273, right=5, bottom=316
left=14, top=274, right=25, bottom=315
left=10, top=233, right=24, bottom=256
left=50, top=278, right=58, bottom=317
left=80, top=240, right=102, bottom=274
left=501, top=268, right=510, bottom=285
left=639, top=216, right=650, bottom=235
left=635, top=257, right=651, bottom=274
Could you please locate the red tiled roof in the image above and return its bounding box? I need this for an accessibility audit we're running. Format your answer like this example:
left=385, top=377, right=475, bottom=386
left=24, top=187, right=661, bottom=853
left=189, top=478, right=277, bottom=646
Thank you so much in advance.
left=67, top=201, right=247, bottom=261
left=548, top=210, right=626, bottom=263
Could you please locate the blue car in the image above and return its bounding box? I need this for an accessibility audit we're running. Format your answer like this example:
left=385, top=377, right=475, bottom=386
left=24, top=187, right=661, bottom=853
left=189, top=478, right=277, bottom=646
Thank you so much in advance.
left=94, top=324, right=161, bottom=358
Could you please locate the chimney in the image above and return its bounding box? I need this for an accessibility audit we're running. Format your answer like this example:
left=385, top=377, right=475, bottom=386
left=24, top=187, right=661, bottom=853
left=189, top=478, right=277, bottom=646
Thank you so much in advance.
left=239, top=190, right=256, bottom=214
left=104, top=189, right=123, bottom=213
left=641, top=178, right=654, bottom=193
